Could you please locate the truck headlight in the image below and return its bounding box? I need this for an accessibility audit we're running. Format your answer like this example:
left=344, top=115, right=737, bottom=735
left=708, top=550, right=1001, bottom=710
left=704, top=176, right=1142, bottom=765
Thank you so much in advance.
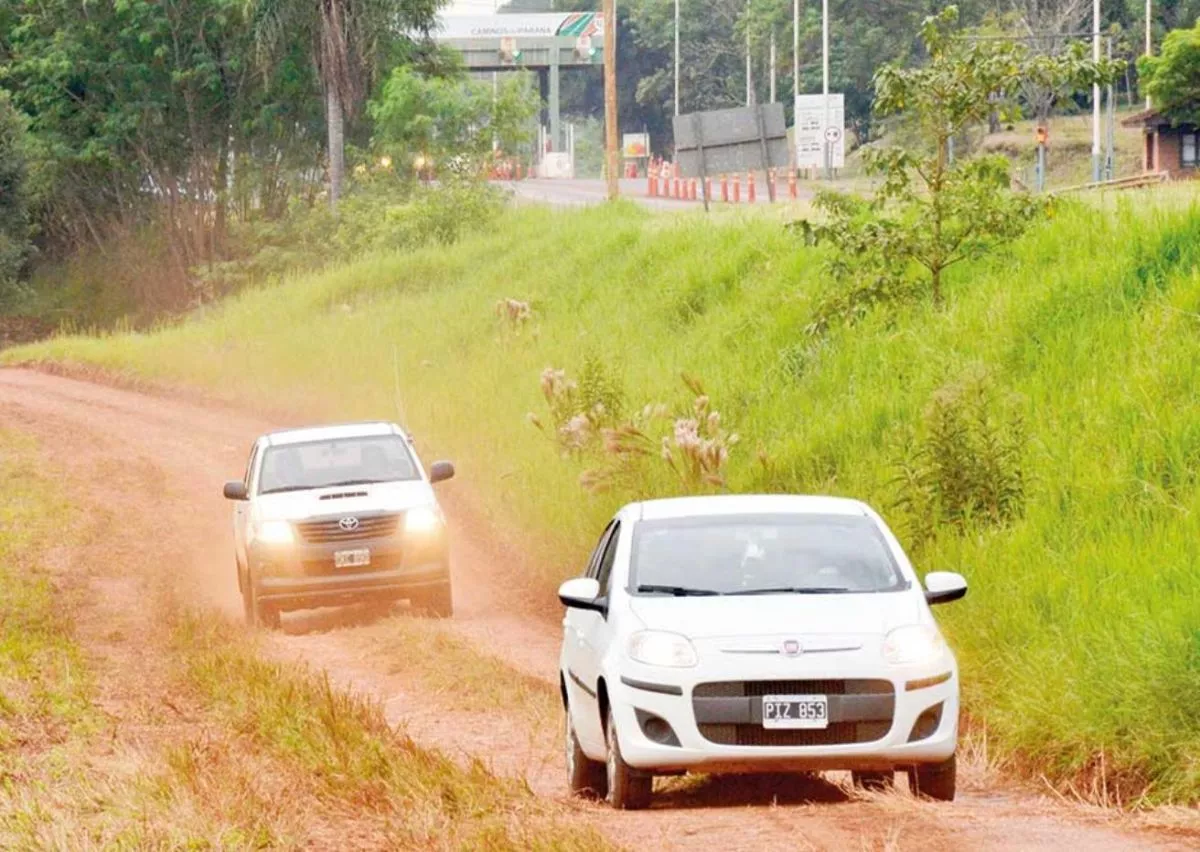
left=883, top=625, right=946, bottom=666
left=404, top=505, right=443, bottom=536
left=627, top=630, right=698, bottom=668
left=252, top=519, right=294, bottom=546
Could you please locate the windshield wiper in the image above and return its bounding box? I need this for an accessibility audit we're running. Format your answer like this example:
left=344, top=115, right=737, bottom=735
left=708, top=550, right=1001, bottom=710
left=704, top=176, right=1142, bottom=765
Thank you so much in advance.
left=258, top=485, right=317, bottom=495
left=636, top=584, right=722, bottom=597
left=322, top=479, right=390, bottom=487
left=725, top=586, right=853, bottom=596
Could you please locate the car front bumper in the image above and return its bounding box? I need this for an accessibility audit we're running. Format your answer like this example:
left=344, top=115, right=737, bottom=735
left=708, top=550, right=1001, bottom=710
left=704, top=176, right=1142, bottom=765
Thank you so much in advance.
left=607, top=656, right=958, bottom=774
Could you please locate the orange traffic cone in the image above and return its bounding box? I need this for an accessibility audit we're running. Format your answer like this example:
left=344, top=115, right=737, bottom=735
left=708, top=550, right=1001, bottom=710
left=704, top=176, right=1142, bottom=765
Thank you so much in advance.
left=733, top=174, right=741, bottom=203
left=748, top=171, right=756, bottom=203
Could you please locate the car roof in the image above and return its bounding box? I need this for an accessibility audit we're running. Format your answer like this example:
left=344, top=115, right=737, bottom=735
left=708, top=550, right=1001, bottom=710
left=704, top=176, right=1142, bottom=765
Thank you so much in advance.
left=633, top=494, right=870, bottom=521
left=262, top=421, right=404, bottom=447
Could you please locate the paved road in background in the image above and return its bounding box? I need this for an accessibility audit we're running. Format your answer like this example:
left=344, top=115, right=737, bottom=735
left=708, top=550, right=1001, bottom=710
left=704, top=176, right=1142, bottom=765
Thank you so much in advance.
left=504, top=177, right=815, bottom=210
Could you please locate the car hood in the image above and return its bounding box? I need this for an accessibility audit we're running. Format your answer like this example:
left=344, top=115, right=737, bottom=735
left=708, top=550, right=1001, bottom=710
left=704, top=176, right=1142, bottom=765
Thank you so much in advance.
left=254, top=480, right=437, bottom=522
left=627, top=591, right=924, bottom=640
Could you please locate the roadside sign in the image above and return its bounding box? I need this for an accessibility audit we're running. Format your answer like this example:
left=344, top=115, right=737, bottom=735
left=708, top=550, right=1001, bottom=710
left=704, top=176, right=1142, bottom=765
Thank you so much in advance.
left=622, top=132, right=650, bottom=159
left=795, top=93, right=845, bottom=169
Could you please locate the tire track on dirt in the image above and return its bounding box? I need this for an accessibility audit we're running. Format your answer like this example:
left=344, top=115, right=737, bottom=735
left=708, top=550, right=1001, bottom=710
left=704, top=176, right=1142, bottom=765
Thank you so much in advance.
left=3, top=368, right=1196, bottom=851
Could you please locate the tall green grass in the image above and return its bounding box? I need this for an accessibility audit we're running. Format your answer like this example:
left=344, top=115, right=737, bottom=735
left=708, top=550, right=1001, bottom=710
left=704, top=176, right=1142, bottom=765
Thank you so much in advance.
left=8, top=186, right=1200, bottom=803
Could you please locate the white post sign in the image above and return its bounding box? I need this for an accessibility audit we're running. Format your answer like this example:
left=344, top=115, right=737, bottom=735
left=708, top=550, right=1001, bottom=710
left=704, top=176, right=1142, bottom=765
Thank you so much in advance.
left=794, top=93, right=845, bottom=169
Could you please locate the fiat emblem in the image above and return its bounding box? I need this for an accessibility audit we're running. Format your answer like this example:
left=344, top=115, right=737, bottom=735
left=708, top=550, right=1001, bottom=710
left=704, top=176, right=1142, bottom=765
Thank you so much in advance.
left=781, top=639, right=802, bottom=657
left=339, top=516, right=360, bottom=531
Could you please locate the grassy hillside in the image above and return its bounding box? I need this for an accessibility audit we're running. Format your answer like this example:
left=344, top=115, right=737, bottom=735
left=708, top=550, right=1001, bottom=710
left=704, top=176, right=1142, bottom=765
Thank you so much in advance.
left=8, top=187, right=1200, bottom=803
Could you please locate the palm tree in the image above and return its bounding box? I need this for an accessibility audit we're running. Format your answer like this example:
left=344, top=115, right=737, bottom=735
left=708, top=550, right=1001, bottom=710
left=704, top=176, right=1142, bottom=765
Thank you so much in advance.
left=249, top=0, right=442, bottom=210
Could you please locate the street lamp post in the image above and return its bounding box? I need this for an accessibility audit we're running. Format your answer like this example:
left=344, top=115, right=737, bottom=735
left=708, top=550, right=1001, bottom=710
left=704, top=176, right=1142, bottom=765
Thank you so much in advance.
left=1092, top=0, right=1101, bottom=183
left=822, top=0, right=831, bottom=180
left=674, top=0, right=680, bottom=115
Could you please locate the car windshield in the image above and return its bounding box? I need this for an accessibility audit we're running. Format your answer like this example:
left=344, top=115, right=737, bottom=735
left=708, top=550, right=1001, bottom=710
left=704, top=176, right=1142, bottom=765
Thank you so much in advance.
left=630, top=513, right=908, bottom=596
left=258, top=435, right=419, bottom=494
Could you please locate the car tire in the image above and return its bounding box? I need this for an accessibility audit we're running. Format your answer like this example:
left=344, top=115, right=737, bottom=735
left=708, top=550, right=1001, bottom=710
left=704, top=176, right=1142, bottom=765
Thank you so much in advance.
left=415, top=582, right=453, bottom=618
left=242, top=570, right=280, bottom=630
left=851, top=771, right=895, bottom=792
left=565, top=709, right=606, bottom=799
left=605, top=708, right=652, bottom=810
left=907, top=754, right=956, bottom=801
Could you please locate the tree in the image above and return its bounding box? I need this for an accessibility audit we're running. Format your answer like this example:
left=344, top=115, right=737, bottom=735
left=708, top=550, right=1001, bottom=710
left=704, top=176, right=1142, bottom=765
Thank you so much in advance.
left=248, top=0, right=445, bottom=210
left=0, top=90, right=31, bottom=302
left=369, top=65, right=539, bottom=166
left=802, top=6, right=1117, bottom=313
left=1139, top=19, right=1200, bottom=126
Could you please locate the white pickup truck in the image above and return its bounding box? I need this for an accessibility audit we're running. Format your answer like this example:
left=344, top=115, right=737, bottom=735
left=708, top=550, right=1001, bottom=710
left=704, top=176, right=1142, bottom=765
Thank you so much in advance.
left=223, top=421, right=455, bottom=628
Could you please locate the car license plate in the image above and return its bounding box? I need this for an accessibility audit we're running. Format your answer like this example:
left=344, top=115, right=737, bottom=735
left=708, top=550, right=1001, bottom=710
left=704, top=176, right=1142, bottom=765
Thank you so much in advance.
left=762, top=694, right=829, bottom=730
left=334, top=548, right=370, bottom=569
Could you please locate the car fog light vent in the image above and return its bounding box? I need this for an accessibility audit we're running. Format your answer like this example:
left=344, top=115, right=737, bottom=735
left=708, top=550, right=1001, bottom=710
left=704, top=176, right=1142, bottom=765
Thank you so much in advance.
left=907, top=702, right=944, bottom=743
left=635, top=709, right=681, bottom=747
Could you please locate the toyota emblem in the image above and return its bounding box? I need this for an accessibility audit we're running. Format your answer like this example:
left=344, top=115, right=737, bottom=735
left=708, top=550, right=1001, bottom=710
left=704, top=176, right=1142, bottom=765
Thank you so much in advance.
left=338, top=517, right=360, bottom=532
left=781, top=639, right=802, bottom=657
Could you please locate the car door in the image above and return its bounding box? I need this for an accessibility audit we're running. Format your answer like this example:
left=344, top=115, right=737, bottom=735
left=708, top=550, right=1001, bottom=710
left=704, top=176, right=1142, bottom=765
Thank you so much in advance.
left=563, top=520, right=616, bottom=750
left=571, top=521, right=623, bottom=752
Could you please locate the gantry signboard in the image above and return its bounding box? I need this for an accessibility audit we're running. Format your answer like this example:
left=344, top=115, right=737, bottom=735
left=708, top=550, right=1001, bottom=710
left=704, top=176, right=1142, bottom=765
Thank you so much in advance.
left=435, top=13, right=605, bottom=69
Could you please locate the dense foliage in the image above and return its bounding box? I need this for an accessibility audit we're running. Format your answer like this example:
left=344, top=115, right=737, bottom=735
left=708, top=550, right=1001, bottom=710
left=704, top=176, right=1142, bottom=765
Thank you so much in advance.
left=1140, top=19, right=1200, bottom=126
left=0, top=91, right=30, bottom=305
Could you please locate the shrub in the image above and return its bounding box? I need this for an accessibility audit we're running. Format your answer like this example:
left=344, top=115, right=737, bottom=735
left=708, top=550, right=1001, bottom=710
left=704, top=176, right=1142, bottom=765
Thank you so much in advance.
left=892, top=371, right=1027, bottom=546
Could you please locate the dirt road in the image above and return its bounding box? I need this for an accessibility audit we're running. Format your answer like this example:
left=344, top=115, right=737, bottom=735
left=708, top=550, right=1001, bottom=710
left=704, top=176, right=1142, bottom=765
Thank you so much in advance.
left=3, top=367, right=1196, bottom=851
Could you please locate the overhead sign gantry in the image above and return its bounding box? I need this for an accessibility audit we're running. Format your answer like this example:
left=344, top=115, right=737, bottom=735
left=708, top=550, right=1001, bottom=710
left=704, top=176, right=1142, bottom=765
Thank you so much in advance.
left=434, top=13, right=606, bottom=156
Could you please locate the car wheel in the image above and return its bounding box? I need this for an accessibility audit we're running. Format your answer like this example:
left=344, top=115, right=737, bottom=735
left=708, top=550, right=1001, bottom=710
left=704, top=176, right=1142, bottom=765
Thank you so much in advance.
left=565, top=709, right=606, bottom=799
left=851, top=771, right=895, bottom=792
left=605, top=708, right=652, bottom=810
left=414, top=582, right=453, bottom=618
left=257, top=602, right=281, bottom=630
left=907, top=754, right=956, bottom=801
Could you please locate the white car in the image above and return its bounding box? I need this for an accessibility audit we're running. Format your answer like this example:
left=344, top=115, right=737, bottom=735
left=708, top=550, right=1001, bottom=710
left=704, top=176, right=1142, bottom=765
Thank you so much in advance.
left=557, top=495, right=967, bottom=810
left=223, top=422, right=455, bottom=628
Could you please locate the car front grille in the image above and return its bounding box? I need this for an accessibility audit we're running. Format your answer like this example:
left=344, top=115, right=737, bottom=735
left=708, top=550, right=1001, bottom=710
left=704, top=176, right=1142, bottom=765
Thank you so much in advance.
left=693, top=679, right=895, bottom=747
left=697, top=721, right=892, bottom=746
left=294, top=513, right=401, bottom=543
left=694, top=679, right=894, bottom=698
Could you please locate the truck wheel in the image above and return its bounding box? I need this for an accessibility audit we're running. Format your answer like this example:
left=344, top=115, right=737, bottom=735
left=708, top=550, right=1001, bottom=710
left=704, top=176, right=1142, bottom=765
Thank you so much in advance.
left=242, top=573, right=280, bottom=629
left=565, top=709, right=607, bottom=799
left=907, top=754, right=956, bottom=801
left=605, top=708, right=652, bottom=810
left=415, top=582, right=453, bottom=618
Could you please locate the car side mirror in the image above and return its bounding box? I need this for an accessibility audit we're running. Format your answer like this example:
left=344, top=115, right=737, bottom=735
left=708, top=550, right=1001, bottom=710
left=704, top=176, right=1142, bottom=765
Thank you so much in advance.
left=429, top=461, right=455, bottom=484
left=924, top=571, right=968, bottom=606
left=223, top=480, right=249, bottom=501
left=558, top=577, right=606, bottom=614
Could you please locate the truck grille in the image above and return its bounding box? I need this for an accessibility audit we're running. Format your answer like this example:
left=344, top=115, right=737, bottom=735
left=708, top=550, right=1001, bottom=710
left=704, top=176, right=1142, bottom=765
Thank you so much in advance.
left=294, top=513, right=401, bottom=543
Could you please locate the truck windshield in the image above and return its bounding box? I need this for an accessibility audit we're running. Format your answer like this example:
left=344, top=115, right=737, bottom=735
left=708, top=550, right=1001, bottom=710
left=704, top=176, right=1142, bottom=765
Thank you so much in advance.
left=258, top=436, right=419, bottom=494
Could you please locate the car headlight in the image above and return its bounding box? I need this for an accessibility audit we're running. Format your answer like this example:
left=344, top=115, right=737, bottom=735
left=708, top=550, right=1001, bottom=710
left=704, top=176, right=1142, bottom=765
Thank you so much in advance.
left=627, top=630, right=698, bottom=668
left=883, top=625, right=946, bottom=666
left=404, top=505, right=443, bottom=536
left=252, top=519, right=294, bottom=546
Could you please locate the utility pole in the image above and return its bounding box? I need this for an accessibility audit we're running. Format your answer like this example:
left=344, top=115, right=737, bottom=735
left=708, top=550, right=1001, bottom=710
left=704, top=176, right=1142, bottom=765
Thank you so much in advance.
left=604, top=0, right=619, bottom=200
left=822, top=0, right=831, bottom=180
left=792, top=0, right=799, bottom=98
left=674, top=0, right=680, bottom=115
left=770, top=32, right=777, bottom=103
left=1107, top=35, right=1115, bottom=180
left=1092, top=0, right=1101, bottom=183
left=1145, top=0, right=1152, bottom=109
left=745, top=3, right=753, bottom=106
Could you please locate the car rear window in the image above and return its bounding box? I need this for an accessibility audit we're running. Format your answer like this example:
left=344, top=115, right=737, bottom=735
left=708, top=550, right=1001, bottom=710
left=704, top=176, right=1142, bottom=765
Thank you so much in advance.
left=258, top=435, right=419, bottom=494
left=630, top=513, right=908, bottom=596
